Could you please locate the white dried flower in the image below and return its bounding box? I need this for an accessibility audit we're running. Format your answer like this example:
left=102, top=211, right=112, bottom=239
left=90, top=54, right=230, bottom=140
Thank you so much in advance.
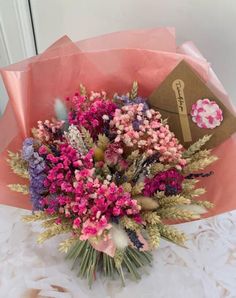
left=106, top=174, right=112, bottom=181
left=111, top=224, right=129, bottom=249
left=54, top=98, right=68, bottom=121
left=65, top=125, right=87, bottom=154
left=102, top=115, right=109, bottom=121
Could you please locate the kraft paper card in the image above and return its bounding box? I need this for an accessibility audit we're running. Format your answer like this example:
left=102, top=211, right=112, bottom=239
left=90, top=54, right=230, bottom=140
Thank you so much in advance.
left=148, top=60, right=236, bottom=148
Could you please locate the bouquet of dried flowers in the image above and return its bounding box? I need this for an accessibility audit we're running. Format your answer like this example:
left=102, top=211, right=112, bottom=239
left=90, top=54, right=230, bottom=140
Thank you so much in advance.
left=7, top=82, right=217, bottom=286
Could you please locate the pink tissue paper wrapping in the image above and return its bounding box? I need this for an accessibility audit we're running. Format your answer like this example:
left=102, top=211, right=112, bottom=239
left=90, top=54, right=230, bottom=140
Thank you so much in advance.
left=0, top=27, right=235, bottom=218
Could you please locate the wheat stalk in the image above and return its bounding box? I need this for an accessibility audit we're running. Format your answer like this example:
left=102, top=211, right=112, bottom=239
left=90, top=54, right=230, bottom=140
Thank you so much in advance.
left=7, top=151, right=29, bottom=179
left=183, top=135, right=212, bottom=158
left=130, top=81, right=138, bottom=99
left=8, top=184, right=29, bottom=195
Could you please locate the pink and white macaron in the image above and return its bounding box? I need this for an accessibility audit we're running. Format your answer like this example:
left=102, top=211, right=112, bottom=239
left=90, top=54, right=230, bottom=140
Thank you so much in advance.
left=191, top=98, right=223, bottom=129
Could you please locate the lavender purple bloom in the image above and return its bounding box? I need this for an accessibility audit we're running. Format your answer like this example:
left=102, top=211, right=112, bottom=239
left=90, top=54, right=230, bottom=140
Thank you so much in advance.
left=22, top=138, right=46, bottom=210
left=115, top=95, right=149, bottom=112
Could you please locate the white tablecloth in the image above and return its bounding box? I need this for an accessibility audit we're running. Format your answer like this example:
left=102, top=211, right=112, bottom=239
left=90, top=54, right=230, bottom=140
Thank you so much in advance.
left=0, top=205, right=235, bottom=298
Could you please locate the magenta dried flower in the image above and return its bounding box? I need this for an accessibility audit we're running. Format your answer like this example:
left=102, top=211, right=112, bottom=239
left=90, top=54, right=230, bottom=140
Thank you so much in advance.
left=68, top=92, right=117, bottom=139
left=143, top=168, right=184, bottom=197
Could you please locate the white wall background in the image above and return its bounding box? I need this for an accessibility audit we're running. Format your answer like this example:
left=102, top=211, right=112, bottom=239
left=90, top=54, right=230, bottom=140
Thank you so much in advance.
left=30, top=0, right=236, bottom=103
left=0, top=0, right=236, bottom=113
left=0, top=0, right=35, bottom=114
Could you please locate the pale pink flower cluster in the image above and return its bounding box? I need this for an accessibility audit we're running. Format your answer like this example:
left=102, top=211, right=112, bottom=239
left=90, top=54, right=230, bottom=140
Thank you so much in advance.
left=191, top=98, right=223, bottom=129
left=89, top=91, right=107, bottom=101
left=36, top=119, right=64, bottom=142
left=110, top=103, right=186, bottom=165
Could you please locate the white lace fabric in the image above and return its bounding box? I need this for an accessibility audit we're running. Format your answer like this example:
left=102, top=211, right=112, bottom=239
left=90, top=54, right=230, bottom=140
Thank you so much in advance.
left=0, top=205, right=235, bottom=298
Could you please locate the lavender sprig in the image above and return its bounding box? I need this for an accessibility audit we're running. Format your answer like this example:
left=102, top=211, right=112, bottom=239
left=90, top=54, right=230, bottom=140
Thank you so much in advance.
left=22, top=138, right=46, bottom=210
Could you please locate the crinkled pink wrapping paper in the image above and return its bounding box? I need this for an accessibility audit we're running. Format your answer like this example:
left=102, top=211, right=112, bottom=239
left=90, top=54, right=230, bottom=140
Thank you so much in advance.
left=0, top=28, right=235, bottom=217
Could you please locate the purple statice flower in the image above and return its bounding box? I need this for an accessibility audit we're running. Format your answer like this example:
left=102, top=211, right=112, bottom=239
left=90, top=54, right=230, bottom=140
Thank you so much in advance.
left=115, top=95, right=149, bottom=112
left=132, top=97, right=149, bottom=112
left=143, top=168, right=184, bottom=197
left=132, top=119, right=141, bottom=131
left=22, top=138, right=46, bottom=210
left=22, top=138, right=34, bottom=160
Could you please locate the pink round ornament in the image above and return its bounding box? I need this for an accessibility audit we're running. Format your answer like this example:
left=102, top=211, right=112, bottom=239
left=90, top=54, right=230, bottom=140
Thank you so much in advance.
left=191, top=98, right=223, bottom=129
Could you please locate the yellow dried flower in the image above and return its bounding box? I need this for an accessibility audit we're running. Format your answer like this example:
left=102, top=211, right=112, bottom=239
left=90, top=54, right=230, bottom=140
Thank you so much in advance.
left=114, top=249, right=125, bottom=268
left=79, top=83, right=87, bottom=96
left=188, top=188, right=206, bottom=197
left=157, top=223, right=187, bottom=246
left=120, top=216, right=140, bottom=231
left=97, top=134, right=110, bottom=150
left=183, top=156, right=218, bottom=174
left=41, top=218, right=57, bottom=228
left=153, top=191, right=165, bottom=199
left=156, top=207, right=200, bottom=220
left=122, top=182, right=132, bottom=193
left=101, top=163, right=111, bottom=176
left=131, top=182, right=144, bottom=196
left=158, top=195, right=191, bottom=207
left=190, top=149, right=211, bottom=161
left=22, top=212, right=54, bottom=222
left=148, top=163, right=165, bottom=176
left=130, top=81, right=138, bottom=100
left=135, top=196, right=159, bottom=211
left=31, top=127, right=39, bottom=138
left=59, top=237, right=78, bottom=253
left=182, top=179, right=198, bottom=193
left=191, top=199, right=214, bottom=209
left=124, top=163, right=136, bottom=182
left=37, top=223, right=71, bottom=244
left=127, top=150, right=140, bottom=163
left=80, top=127, right=94, bottom=149
left=8, top=184, right=29, bottom=195
left=142, top=211, right=161, bottom=225
left=93, top=146, right=105, bottom=161
left=146, top=225, right=160, bottom=249
left=7, top=151, right=29, bottom=179
left=183, top=135, right=212, bottom=158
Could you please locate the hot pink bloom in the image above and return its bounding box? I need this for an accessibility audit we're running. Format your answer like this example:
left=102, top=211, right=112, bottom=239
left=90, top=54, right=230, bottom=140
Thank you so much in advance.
left=80, top=216, right=112, bottom=240
left=73, top=217, right=82, bottom=228
left=68, top=91, right=117, bottom=139
left=104, top=143, right=123, bottom=166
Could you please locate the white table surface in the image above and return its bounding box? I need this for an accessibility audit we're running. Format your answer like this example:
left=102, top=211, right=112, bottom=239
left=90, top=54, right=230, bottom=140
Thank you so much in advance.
left=0, top=205, right=235, bottom=298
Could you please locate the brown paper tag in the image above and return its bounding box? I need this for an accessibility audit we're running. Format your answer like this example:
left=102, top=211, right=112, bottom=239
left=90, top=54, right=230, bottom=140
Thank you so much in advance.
left=172, top=79, right=192, bottom=142
left=148, top=60, right=236, bottom=148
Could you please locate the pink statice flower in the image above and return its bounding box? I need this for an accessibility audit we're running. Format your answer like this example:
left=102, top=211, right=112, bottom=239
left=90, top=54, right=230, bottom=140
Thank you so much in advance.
left=68, top=91, right=117, bottom=139
left=71, top=170, right=141, bottom=240
left=44, top=143, right=94, bottom=194
left=35, top=119, right=65, bottom=142
left=104, top=143, right=128, bottom=170
left=109, top=103, right=186, bottom=166
left=80, top=216, right=111, bottom=240
left=41, top=140, right=140, bottom=240
left=104, top=143, right=123, bottom=165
